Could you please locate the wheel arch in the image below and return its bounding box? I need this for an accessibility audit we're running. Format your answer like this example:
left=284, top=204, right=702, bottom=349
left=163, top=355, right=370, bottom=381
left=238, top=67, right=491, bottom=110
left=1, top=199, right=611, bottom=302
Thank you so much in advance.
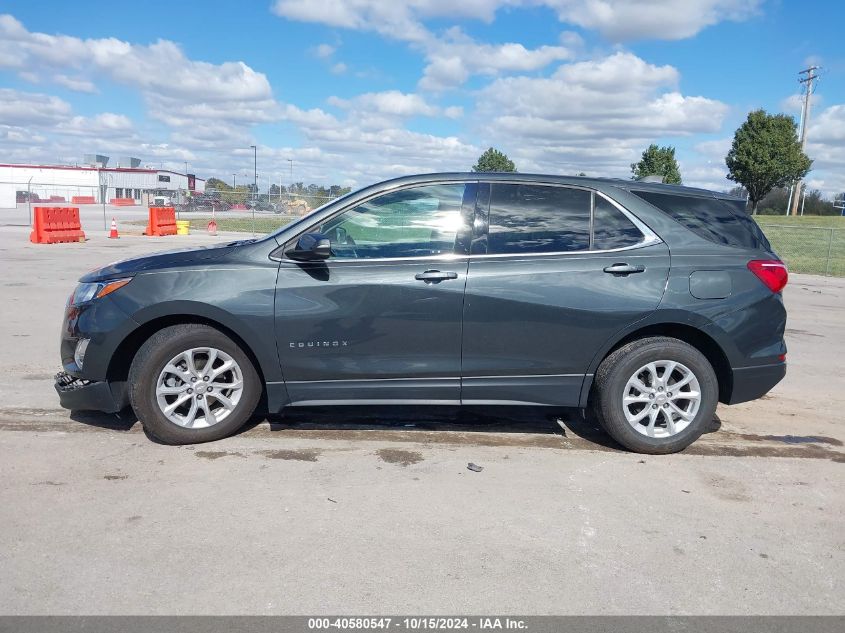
left=581, top=321, right=733, bottom=407
left=106, top=311, right=272, bottom=412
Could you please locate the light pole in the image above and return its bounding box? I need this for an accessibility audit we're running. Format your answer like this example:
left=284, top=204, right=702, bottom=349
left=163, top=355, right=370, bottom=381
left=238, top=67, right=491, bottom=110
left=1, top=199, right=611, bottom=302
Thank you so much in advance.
left=250, top=146, right=257, bottom=202
left=232, top=173, right=236, bottom=189
left=287, top=158, right=293, bottom=191
left=249, top=145, right=257, bottom=236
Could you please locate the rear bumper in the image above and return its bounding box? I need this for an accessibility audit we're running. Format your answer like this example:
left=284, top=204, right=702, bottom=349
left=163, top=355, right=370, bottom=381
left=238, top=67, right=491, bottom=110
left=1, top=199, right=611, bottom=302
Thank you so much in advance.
left=55, top=371, right=123, bottom=413
left=727, top=362, right=786, bottom=405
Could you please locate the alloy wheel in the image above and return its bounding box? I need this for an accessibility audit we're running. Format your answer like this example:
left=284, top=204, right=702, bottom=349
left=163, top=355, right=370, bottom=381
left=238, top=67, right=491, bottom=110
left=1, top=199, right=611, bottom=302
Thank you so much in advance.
left=622, top=360, right=701, bottom=438
left=155, top=347, right=244, bottom=428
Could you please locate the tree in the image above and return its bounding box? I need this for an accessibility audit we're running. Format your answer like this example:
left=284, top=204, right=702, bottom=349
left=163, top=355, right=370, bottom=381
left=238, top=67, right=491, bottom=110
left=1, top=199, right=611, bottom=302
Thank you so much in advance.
left=630, top=144, right=682, bottom=184
left=472, top=147, right=516, bottom=172
left=205, top=177, right=231, bottom=192
left=726, top=109, right=812, bottom=214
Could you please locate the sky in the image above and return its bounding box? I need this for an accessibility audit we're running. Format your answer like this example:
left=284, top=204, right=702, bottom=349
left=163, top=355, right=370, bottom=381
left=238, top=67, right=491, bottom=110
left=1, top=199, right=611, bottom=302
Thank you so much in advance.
left=0, top=0, right=843, bottom=196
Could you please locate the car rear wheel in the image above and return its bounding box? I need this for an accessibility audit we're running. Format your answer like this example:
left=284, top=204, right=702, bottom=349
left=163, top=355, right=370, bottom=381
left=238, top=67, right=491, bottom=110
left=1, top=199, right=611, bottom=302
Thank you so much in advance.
left=592, top=336, right=718, bottom=454
left=128, top=324, right=261, bottom=444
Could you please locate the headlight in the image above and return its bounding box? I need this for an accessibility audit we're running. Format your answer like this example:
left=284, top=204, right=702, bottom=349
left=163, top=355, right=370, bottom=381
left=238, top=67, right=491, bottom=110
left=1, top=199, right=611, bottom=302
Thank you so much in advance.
left=69, top=278, right=132, bottom=306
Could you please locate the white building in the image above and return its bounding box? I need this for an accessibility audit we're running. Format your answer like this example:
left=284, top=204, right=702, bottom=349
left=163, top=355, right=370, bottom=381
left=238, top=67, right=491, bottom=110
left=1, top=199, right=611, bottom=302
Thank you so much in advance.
left=0, top=163, right=205, bottom=208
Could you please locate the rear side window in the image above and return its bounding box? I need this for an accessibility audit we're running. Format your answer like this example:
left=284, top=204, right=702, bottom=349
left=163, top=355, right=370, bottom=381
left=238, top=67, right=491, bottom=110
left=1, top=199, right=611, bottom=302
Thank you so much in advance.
left=631, top=190, right=762, bottom=249
left=719, top=198, right=772, bottom=251
left=487, top=184, right=591, bottom=254
left=593, top=196, right=643, bottom=250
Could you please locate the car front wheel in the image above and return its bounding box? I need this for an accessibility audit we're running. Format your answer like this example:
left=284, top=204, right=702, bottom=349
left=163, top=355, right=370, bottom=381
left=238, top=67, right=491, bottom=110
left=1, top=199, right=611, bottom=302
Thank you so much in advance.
left=128, top=324, right=261, bottom=444
left=592, top=336, right=718, bottom=454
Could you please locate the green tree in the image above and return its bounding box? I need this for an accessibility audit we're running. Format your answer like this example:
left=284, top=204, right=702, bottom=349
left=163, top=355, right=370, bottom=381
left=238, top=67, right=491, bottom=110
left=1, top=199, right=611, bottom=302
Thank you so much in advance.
left=472, top=147, right=516, bottom=172
left=630, top=144, right=682, bottom=184
left=205, top=177, right=231, bottom=192
left=726, top=109, right=812, bottom=214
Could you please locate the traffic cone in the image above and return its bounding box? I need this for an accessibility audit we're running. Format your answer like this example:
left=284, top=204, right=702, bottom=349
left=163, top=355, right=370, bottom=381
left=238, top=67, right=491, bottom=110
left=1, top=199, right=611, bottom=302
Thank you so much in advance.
left=207, top=219, right=217, bottom=236
left=108, top=217, right=119, bottom=239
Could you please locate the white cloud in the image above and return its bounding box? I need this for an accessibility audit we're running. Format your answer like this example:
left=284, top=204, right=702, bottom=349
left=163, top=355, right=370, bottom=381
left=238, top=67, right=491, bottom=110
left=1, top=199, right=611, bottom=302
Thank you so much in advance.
left=420, top=28, right=574, bottom=90
left=329, top=90, right=441, bottom=117
left=805, top=104, right=845, bottom=195
left=544, top=0, right=762, bottom=41
left=275, top=2, right=576, bottom=89
left=0, top=14, right=280, bottom=128
left=475, top=53, right=729, bottom=176
left=53, top=74, right=98, bottom=93
left=0, top=88, right=72, bottom=126
left=314, top=43, right=336, bottom=58
left=330, top=62, right=348, bottom=74
left=278, top=102, right=479, bottom=183
left=273, top=0, right=761, bottom=43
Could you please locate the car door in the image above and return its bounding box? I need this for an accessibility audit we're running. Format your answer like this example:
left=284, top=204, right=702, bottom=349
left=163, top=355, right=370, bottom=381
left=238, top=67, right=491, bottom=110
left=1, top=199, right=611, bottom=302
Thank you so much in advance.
left=461, top=182, right=670, bottom=406
left=274, top=181, right=476, bottom=405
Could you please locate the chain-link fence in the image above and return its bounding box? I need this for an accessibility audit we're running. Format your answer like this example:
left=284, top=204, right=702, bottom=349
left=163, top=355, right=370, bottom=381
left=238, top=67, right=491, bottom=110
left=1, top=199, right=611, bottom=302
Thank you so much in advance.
left=0, top=181, right=106, bottom=226
left=759, top=224, right=844, bottom=277
left=172, top=189, right=340, bottom=235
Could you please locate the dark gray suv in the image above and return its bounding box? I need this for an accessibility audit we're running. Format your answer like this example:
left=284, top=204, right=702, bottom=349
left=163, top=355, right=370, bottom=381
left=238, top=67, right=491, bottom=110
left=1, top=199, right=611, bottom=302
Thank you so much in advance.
left=56, top=173, right=787, bottom=454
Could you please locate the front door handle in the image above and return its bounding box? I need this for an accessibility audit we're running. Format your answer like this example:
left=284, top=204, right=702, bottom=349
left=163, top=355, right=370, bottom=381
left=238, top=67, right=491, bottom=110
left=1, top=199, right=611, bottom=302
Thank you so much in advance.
left=415, top=270, right=458, bottom=283
left=603, top=263, right=645, bottom=275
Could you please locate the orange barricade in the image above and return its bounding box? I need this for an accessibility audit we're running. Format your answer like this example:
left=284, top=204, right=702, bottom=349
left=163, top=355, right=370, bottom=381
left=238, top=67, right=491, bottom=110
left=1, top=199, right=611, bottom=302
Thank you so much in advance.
left=145, top=206, right=177, bottom=236
left=110, top=198, right=137, bottom=206
left=29, top=207, right=86, bottom=244
left=71, top=195, right=96, bottom=204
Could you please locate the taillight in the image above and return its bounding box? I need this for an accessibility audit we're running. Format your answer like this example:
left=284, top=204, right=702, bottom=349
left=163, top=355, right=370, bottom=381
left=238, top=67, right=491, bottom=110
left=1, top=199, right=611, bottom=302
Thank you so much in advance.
left=747, top=260, right=788, bottom=293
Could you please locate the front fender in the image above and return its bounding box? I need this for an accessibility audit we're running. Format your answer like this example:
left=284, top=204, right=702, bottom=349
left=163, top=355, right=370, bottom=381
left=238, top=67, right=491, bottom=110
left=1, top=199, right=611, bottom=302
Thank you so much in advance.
left=108, top=268, right=284, bottom=384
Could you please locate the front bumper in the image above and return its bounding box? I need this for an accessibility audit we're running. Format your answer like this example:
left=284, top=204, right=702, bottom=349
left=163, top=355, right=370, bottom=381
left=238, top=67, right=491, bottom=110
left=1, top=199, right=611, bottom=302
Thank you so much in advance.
left=727, top=362, right=786, bottom=405
left=55, top=371, right=124, bottom=413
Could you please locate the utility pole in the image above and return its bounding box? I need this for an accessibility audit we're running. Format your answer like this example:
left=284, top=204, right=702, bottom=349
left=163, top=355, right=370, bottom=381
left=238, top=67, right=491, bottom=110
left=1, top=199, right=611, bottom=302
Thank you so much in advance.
left=790, top=66, right=820, bottom=216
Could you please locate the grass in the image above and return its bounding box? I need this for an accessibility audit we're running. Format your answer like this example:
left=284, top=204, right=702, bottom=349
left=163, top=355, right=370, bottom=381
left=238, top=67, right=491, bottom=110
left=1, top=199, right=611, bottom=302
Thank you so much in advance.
left=753, top=214, right=845, bottom=228
left=755, top=215, right=844, bottom=277
left=185, top=215, right=297, bottom=234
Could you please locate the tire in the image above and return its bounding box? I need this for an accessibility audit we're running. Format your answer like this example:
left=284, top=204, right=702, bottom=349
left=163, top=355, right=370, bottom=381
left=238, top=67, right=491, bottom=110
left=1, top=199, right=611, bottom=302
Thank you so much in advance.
left=591, top=336, right=718, bottom=454
left=128, top=324, right=261, bottom=445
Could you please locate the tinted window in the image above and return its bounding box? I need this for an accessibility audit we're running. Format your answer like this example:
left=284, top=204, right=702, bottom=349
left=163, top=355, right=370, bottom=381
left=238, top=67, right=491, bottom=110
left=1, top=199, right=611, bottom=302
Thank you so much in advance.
left=593, top=196, right=643, bottom=250
left=631, top=190, right=760, bottom=249
left=318, top=184, right=466, bottom=259
left=720, top=198, right=772, bottom=251
left=488, top=184, right=590, bottom=254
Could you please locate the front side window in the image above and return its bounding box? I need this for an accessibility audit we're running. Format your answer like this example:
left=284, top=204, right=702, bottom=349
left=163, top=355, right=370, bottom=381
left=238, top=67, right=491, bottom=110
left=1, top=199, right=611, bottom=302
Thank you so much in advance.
left=318, top=184, right=468, bottom=259
left=487, top=184, right=591, bottom=254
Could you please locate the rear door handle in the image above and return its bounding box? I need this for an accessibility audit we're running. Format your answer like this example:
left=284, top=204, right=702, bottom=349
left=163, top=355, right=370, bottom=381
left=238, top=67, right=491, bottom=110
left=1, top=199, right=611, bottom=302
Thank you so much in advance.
left=415, top=270, right=458, bottom=283
left=603, top=263, right=645, bottom=275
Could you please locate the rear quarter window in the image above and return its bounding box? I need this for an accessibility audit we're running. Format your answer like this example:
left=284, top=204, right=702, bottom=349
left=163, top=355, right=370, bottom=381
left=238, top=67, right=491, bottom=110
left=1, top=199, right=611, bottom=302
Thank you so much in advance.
left=630, top=190, right=765, bottom=250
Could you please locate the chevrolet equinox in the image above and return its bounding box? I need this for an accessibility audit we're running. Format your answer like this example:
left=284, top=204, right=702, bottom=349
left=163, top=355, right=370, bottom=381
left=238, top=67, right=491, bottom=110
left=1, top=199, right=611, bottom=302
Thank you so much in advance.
left=56, top=173, right=787, bottom=454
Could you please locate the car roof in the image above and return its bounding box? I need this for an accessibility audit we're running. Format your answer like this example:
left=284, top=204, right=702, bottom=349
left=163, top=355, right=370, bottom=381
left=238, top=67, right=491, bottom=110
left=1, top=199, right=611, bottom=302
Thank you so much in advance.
left=375, top=172, right=744, bottom=202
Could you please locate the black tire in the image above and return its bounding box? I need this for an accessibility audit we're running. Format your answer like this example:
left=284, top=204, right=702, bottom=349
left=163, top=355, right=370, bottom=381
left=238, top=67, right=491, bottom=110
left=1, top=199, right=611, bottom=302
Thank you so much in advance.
left=128, top=324, right=261, bottom=445
left=591, top=336, right=718, bottom=454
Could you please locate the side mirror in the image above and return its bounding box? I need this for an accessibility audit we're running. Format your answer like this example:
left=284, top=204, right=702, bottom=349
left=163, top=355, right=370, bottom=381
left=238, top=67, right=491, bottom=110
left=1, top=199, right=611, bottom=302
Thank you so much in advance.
left=286, top=233, right=332, bottom=261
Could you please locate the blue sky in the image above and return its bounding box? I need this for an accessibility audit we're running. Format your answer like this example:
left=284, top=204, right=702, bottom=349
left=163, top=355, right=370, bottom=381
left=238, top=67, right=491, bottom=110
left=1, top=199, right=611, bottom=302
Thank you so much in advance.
left=1, top=0, right=843, bottom=195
